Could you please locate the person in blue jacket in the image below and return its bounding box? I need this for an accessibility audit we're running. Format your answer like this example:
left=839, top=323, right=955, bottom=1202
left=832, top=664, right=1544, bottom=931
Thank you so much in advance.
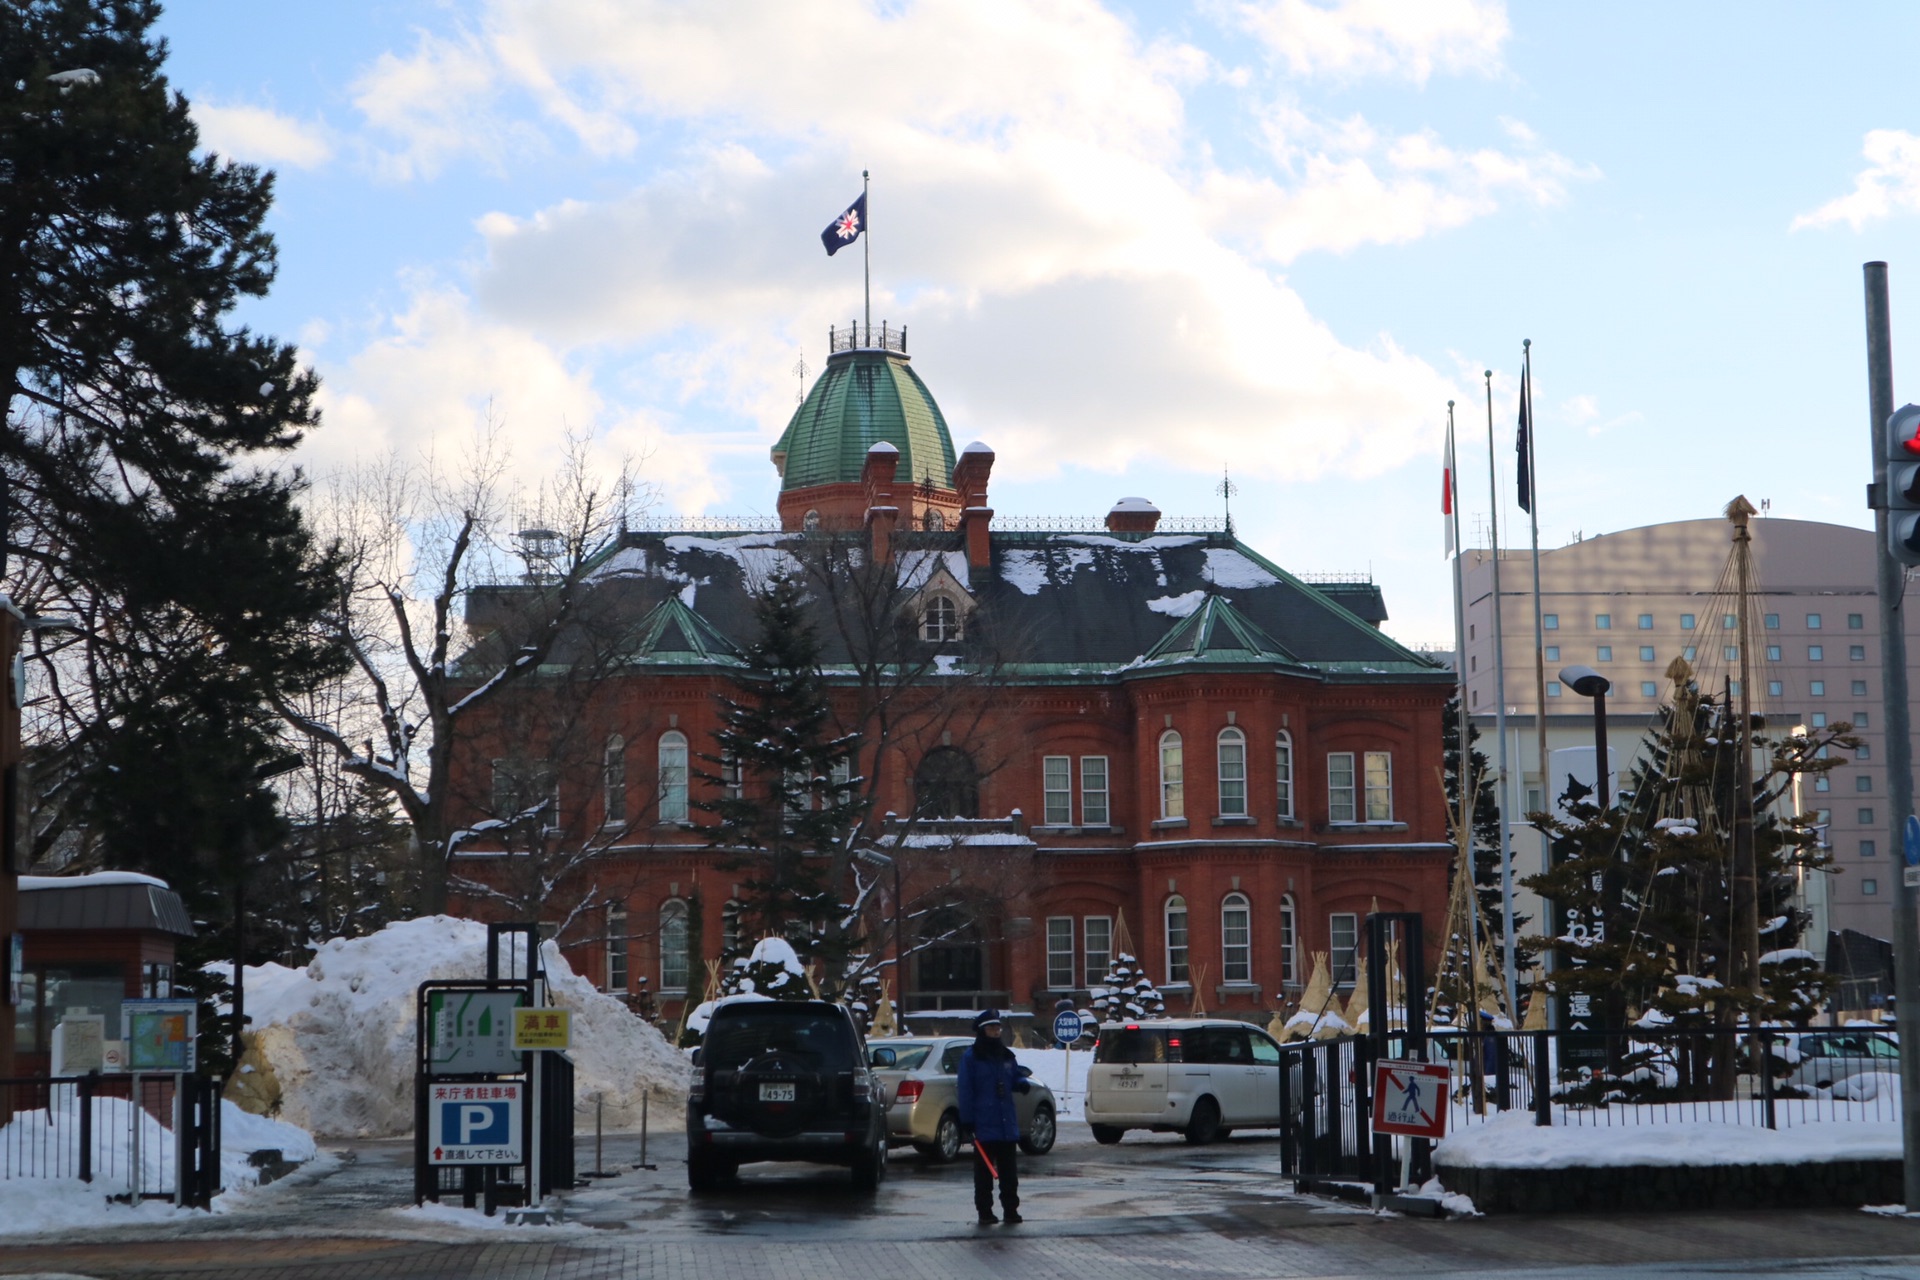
left=956, top=1008, right=1030, bottom=1225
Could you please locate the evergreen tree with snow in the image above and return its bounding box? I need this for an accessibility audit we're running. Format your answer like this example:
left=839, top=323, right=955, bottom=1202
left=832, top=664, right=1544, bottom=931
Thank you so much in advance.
left=698, top=571, right=868, bottom=976
left=1092, top=951, right=1166, bottom=1022
left=1442, top=695, right=1533, bottom=980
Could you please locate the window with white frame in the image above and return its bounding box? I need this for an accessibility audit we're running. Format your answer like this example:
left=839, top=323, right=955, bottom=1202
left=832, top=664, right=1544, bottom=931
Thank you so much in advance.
left=1081, top=756, right=1110, bottom=826
left=1364, top=751, right=1393, bottom=821
left=603, top=734, right=627, bottom=826
left=1165, top=895, right=1189, bottom=984
left=1046, top=917, right=1075, bottom=989
left=1084, top=915, right=1112, bottom=985
left=1217, top=727, right=1247, bottom=816
left=491, top=757, right=557, bottom=828
left=1275, top=731, right=1294, bottom=819
left=1221, top=893, right=1251, bottom=983
left=1328, top=751, right=1357, bottom=822
left=658, top=731, right=689, bottom=824
left=921, top=595, right=959, bottom=642
left=606, top=902, right=629, bottom=992
left=830, top=755, right=853, bottom=797
left=1279, top=895, right=1298, bottom=986
left=1330, top=912, right=1359, bottom=988
left=1043, top=756, right=1072, bottom=825
left=1159, top=731, right=1185, bottom=820
left=721, top=899, right=743, bottom=960
left=660, top=899, right=690, bottom=991
left=720, top=753, right=743, bottom=803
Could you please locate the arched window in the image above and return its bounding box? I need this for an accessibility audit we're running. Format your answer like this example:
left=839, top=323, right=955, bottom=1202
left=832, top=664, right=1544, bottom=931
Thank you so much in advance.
left=1275, top=731, right=1294, bottom=820
left=1280, top=894, right=1298, bottom=986
left=658, top=731, right=689, bottom=824
left=603, top=734, right=627, bottom=826
left=922, top=595, right=959, bottom=642
left=803, top=509, right=821, bottom=531
left=660, top=899, right=690, bottom=992
left=1221, top=893, right=1251, bottom=983
left=1164, top=895, right=1189, bottom=984
left=1159, top=731, right=1184, bottom=820
left=606, top=902, right=629, bottom=992
left=922, top=508, right=945, bottom=532
left=914, top=746, right=979, bottom=818
left=1217, top=727, right=1247, bottom=817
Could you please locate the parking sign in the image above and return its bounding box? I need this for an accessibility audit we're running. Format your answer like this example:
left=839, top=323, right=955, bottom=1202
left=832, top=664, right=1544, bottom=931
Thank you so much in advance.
left=426, top=1081, right=523, bottom=1164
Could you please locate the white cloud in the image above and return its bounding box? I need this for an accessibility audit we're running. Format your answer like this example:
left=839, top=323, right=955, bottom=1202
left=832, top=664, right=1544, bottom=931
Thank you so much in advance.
left=193, top=101, right=333, bottom=169
left=1792, top=130, right=1920, bottom=232
left=318, top=1, right=1587, bottom=499
left=1225, top=0, right=1510, bottom=83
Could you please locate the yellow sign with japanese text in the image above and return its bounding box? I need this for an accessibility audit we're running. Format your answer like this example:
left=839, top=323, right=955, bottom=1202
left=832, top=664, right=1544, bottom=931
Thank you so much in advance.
left=511, top=1007, right=572, bottom=1051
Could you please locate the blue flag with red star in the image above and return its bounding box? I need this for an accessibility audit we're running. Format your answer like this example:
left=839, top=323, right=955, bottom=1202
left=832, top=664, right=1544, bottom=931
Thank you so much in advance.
left=821, top=193, right=866, bottom=256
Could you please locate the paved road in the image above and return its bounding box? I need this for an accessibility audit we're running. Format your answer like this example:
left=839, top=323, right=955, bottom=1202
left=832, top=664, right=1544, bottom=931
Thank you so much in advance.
left=3, top=1127, right=1919, bottom=1278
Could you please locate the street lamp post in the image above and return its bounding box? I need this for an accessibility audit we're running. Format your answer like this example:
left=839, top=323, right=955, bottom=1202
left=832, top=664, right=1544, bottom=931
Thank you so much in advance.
left=1558, top=664, right=1620, bottom=1067
left=1557, top=665, right=1612, bottom=810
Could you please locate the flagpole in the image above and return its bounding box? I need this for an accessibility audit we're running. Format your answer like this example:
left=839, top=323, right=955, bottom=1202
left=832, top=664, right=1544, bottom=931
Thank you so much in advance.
left=862, top=169, right=871, bottom=339
left=1523, top=339, right=1549, bottom=1017
left=1485, top=370, right=1519, bottom=1020
left=1448, top=401, right=1484, bottom=1014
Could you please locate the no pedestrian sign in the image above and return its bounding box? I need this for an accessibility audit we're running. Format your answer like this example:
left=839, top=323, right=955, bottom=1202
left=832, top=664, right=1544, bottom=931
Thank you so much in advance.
left=511, top=1007, right=571, bottom=1051
left=1371, top=1059, right=1450, bottom=1140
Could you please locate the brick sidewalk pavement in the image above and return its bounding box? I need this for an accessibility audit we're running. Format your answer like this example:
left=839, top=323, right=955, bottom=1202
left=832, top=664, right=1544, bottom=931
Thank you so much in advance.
left=3, top=1206, right=1919, bottom=1279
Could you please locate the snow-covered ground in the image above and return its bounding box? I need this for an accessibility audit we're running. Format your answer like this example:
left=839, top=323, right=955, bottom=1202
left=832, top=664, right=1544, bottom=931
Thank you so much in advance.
left=1437, top=1108, right=1899, bottom=1168
left=1012, top=1046, right=1094, bottom=1117
left=227, top=916, right=686, bottom=1138
left=0, top=1096, right=320, bottom=1235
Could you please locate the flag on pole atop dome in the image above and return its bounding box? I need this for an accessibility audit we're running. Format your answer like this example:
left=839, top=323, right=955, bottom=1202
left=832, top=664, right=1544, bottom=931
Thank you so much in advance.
left=821, top=192, right=867, bottom=256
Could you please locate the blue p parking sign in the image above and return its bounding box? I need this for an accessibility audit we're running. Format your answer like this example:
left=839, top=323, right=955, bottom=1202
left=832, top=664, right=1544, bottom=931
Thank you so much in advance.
left=427, top=1081, right=523, bottom=1164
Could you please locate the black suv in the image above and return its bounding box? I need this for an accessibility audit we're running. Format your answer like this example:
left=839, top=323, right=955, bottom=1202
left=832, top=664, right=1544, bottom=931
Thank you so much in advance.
left=686, top=999, right=888, bottom=1191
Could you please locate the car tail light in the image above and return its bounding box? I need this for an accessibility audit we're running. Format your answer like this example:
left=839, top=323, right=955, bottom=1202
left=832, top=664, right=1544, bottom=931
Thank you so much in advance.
left=689, top=1075, right=705, bottom=1104
left=895, top=1080, right=924, bottom=1104
left=1168, top=1036, right=1182, bottom=1049
left=852, top=1071, right=875, bottom=1103
left=1125, top=1024, right=1139, bottom=1031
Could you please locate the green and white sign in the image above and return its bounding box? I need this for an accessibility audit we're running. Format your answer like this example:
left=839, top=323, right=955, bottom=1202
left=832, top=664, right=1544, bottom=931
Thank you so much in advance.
left=426, top=989, right=527, bottom=1074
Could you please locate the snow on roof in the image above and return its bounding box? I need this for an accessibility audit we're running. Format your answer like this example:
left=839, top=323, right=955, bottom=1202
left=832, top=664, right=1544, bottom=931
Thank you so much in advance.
left=662, top=534, right=802, bottom=586
left=20, top=870, right=169, bottom=891
left=1147, top=590, right=1206, bottom=618
left=1109, top=496, right=1159, bottom=512
left=1204, top=546, right=1279, bottom=590
left=962, top=440, right=993, bottom=454
left=899, top=548, right=969, bottom=592
left=868, top=440, right=899, bottom=454
left=999, top=547, right=1095, bottom=596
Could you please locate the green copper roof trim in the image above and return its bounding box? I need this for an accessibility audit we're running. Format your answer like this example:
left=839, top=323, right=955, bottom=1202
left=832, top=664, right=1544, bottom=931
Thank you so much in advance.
left=1226, top=537, right=1445, bottom=671
left=777, top=350, right=956, bottom=491
left=629, top=594, right=746, bottom=667
left=1139, top=593, right=1302, bottom=667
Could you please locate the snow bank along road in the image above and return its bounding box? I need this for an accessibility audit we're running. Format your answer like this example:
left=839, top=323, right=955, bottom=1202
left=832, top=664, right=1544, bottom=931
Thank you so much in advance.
left=2, top=1128, right=1919, bottom=1279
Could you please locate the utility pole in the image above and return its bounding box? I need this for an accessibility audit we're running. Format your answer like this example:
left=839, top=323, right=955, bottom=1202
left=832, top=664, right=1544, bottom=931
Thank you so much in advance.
left=1861, top=260, right=1920, bottom=1211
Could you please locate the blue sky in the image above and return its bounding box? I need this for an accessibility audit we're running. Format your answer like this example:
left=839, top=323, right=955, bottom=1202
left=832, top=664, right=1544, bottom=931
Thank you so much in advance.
left=154, top=1, right=1920, bottom=646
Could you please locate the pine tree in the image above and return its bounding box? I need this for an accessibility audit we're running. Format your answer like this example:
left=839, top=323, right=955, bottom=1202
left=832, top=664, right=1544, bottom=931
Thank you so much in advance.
left=1439, top=695, right=1533, bottom=1018
left=699, top=572, right=867, bottom=976
left=1524, top=670, right=1843, bottom=1098
left=1092, top=951, right=1166, bottom=1022
left=3, top=1, right=342, bottom=892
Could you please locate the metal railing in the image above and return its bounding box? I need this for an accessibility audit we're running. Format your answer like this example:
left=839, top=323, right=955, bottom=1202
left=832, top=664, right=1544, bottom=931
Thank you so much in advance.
left=0, top=1074, right=220, bottom=1206
left=830, top=322, right=908, bottom=354
left=992, top=516, right=1223, bottom=533
left=629, top=516, right=783, bottom=534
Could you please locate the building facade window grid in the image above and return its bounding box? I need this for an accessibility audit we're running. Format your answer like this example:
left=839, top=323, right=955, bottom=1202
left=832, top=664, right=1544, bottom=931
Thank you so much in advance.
left=1275, top=732, right=1294, bottom=819
left=1221, top=893, right=1251, bottom=983
left=1084, top=916, right=1112, bottom=985
left=1043, top=755, right=1072, bottom=825
left=1081, top=755, right=1110, bottom=826
left=1280, top=896, right=1297, bottom=986
left=1330, top=913, right=1358, bottom=987
left=1165, top=896, right=1189, bottom=984
left=1328, top=751, right=1356, bottom=822
left=606, top=903, right=628, bottom=992
left=1046, top=917, right=1075, bottom=988
left=1217, top=727, right=1247, bottom=816
left=660, top=899, right=690, bottom=992
left=1159, top=731, right=1184, bottom=820
left=1364, top=751, right=1393, bottom=821
left=603, top=734, right=626, bottom=826
left=659, top=730, right=690, bottom=824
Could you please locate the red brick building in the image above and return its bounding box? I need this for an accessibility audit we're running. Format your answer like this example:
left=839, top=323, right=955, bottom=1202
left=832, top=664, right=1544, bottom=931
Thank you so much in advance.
left=451, top=325, right=1453, bottom=1027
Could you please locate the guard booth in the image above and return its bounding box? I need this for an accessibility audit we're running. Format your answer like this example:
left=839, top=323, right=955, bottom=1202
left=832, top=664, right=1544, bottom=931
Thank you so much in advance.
left=414, top=923, right=576, bottom=1215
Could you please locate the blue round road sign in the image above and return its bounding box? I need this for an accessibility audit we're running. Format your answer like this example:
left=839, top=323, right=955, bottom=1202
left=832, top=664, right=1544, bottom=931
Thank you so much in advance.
left=1905, top=814, right=1920, bottom=868
left=1052, top=1009, right=1085, bottom=1045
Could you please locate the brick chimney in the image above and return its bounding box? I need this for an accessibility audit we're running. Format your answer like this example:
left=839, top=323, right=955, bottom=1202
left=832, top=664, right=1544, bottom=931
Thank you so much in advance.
left=863, top=442, right=900, bottom=562
left=1106, top=497, right=1160, bottom=534
left=953, top=441, right=995, bottom=569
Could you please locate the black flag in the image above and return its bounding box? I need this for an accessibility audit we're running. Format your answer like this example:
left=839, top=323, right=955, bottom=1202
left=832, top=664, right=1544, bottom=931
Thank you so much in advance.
left=1516, top=372, right=1533, bottom=514
left=821, top=193, right=866, bottom=256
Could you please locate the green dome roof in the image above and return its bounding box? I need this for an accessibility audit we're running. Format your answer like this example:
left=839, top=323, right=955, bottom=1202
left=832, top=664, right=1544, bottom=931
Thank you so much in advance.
left=773, top=349, right=956, bottom=491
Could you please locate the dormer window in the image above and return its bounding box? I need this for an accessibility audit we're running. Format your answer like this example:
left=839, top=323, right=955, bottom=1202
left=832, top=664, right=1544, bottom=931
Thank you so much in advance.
left=922, top=595, right=959, bottom=642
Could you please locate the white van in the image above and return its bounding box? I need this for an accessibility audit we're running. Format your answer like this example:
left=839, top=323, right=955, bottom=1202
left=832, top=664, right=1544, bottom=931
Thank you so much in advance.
left=1083, top=1019, right=1287, bottom=1144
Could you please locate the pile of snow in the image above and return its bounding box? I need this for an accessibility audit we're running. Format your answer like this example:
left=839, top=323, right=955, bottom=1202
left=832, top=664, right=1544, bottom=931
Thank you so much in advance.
left=235, top=916, right=685, bottom=1138
left=1436, top=1108, right=1899, bottom=1168
left=1834, top=1071, right=1901, bottom=1102
left=0, top=1097, right=317, bottom=1235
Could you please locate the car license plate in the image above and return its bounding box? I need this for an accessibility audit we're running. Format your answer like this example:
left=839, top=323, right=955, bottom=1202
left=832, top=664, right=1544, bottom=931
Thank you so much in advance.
left=759, top=1083, right=796, bottom=1102
left=1114, top=1076, right=1140, bottom=1090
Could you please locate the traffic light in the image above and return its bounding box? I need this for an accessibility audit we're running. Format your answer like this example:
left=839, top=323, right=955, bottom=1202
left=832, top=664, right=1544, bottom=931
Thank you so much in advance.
left=1887, top=404, right=1920, bottom=564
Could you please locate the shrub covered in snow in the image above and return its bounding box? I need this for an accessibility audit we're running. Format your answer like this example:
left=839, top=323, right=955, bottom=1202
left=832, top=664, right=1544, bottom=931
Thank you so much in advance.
left=229, top=916, right=685, bottom=1137
left=1092, top=951, right=1166, bottom=1022
left=682, top=937, right=814, bottom=1046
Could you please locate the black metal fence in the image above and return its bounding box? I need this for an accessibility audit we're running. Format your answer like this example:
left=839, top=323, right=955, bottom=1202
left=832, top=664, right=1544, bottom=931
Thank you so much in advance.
left=0, top=1073, right=220, bottom=1207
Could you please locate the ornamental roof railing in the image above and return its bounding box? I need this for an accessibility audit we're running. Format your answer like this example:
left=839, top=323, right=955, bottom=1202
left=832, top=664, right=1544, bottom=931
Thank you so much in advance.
left=829, top=321, right=908, bottom=354
left=1294, top=570, right=1374, bottom=584
left=629, top=515, right=782, bottom=533
left=992, top=516, right=1223, bottom=533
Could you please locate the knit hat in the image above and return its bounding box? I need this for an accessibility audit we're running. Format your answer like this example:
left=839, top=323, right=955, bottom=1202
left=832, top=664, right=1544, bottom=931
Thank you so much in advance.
left=973, top=1008, right=1003, bottom=1030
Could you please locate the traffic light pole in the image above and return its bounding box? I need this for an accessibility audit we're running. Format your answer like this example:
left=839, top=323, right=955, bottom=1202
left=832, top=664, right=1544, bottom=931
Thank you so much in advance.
left=1862, top=261, right=1920, bottom=1212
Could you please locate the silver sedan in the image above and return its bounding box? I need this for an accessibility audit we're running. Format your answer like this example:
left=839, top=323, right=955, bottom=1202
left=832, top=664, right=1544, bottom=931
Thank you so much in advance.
left=869, top=1037, right=1058, bottom=1161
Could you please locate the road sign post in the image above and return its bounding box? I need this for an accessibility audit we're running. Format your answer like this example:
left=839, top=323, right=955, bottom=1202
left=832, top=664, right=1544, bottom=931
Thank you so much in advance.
left=1372, top=1058, right=1450, bottom=1196
left=427, top=1081, right=524, bottom=1164
left=1051, top=1009, right=1083, bottom=1046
